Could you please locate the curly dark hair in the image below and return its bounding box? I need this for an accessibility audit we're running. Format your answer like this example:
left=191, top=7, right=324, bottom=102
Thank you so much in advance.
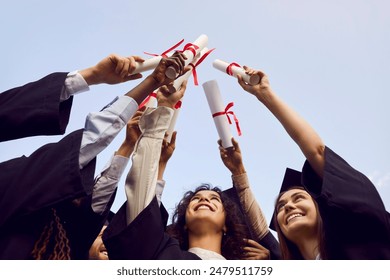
left=167, top=184, right=249, bottom=259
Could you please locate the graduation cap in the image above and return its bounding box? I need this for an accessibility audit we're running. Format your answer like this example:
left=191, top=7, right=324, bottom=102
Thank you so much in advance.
left=269, top=168, right=303, bottom=231
left=104, top=211, right=115, bottom=226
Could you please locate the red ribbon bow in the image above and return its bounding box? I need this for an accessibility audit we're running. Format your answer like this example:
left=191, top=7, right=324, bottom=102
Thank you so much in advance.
left=144, top=39, right=185, bottom=58
left=226, top=62, right=241, bottom=76
left=212, top=102, right=242, bottom=136
left=138, top=92, right=157, bottom=109
left=188, top=48, right=215, bottom=86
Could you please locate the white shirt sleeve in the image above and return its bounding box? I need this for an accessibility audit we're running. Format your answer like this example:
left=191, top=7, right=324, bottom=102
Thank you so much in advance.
left=124, top=106, right=173, bottom=225
left=60, top=71, right=90, bottom=101
left=78, top=95, right=138, bottom=169
left=155, top=180, right=166, bottom=207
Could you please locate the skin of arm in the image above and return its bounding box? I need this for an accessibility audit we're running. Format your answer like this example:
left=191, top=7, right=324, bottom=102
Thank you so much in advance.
left=158, top=131, right=177, bottom=180
left=237, top=68, right=325, bottom=177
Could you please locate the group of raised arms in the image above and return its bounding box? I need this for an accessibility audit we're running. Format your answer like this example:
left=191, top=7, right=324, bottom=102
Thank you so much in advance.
left=1, top=52, right=389, bottom=260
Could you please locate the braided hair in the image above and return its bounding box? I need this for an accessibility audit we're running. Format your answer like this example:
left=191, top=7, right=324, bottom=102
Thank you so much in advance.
left=31, top=208, right=71, bottom=260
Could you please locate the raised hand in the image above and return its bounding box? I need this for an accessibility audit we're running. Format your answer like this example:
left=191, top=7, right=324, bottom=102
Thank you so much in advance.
left=80, top=54, right=145, bottom=86
left=218, top=137, right=246, bottom=176
left=157, top=79, right=187, bottom=109
left=237, top=67, right=272, bottom=102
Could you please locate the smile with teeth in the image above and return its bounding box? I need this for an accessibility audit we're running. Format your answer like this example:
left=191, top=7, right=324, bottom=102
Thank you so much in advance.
left=286, top=213, right=304, bottom=224
left=195, top=204, right=213, bottom=211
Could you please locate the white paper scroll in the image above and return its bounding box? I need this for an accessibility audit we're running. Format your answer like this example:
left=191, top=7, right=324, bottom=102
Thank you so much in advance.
left=130, top=51, right=174, bottom=75
left=165, top=34, right=208, bottom=79
left=202, top=80, right=233, bottom=148
left=213, top=59, right=260, bottom=85
left=164, top=47, right=210, bottom=143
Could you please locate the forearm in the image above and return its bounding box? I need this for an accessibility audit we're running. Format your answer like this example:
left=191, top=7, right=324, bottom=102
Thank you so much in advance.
left=124, top=106, right=173, bottom=225
left=91, top=154, right=129, bottom=214
left=260, top=91, right=325, bottom=177
left=124, top=75, right=161, bottom=105
left=78, top=96, right=138, bottom=169
left=233, top=173, right=269, bottom=240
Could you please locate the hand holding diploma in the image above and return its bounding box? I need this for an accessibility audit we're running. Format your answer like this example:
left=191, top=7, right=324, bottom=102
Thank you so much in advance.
left=165, top=34, right=209, bottom=79
left=213, top=59, right=260, bottom=85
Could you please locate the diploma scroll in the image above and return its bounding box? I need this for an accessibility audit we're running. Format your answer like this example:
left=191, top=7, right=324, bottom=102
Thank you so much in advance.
left=213, top=59, right=260, bottom=85
left=202, top=80, right=233, bottom=148
left=131, top=52, right=174, bottom=75
left=165, top=34, right=209, bottom=79
left=165, top=47, right=211, bottom=142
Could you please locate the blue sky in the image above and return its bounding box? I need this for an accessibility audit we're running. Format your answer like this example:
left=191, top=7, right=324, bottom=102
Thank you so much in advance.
left=1, top=0, right=389, bottom=226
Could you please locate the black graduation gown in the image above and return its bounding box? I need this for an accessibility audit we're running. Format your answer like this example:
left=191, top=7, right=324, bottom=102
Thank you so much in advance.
left=0, top=129, right=99, bottom=259
left=0, top=72, right=72, bottom=142
left=103, top=197, right=201, bottom=260
left=302, top=146, right=390, bottom=259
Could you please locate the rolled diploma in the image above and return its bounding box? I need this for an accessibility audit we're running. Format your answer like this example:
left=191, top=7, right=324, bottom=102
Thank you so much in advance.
left=213, top=59, right=260, bottom=85
left=131, top=51, right=174, bottom=75
left=202, top=80, right=233, bottom=148
left=165, top=34, right=208, bottom=79
left=165, top=47, right=210, bottom=142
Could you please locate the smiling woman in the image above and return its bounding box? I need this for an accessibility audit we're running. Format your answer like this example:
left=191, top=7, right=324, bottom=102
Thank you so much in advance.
left=167, top=185, right=247, bottom=259
left=237, top=68, right=390, bottom=260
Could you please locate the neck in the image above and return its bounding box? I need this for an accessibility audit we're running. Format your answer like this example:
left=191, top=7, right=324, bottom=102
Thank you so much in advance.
left=188, top=232, right=223, bottom=255
left=294, top=235, right=319, bottom=260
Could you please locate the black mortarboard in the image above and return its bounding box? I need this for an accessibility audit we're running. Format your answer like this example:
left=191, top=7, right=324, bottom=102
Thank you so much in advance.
left=104, top=210, right=115, bottom=226
left=269, top=168, right=303, bottom=231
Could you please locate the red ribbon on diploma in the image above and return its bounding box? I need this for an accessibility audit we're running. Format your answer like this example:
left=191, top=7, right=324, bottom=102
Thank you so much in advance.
left=212, top=102, right=242, bottom=136
left=181, top=43, right=200, bottom=58
left=138, top=92, right=157, bottom=109
left=226, top=62, right=241, bottom=76
left=174, top=100, right=182, bottom=109
left=144, top=39, right=185, bottom=58
left=188, top=48, right=215, bottom=85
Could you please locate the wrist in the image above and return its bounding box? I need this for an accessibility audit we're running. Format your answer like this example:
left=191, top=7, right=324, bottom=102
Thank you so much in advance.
left=79, top=67, right=99, bottom=86
left=116, top=141, right=134, bottom=158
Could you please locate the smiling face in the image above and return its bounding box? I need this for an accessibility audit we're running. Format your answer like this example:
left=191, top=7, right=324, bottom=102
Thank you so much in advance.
left=276, top=188, right=319, bottom=242
left=88, top=225, right=108, bottom=260
left=185, top=190, right=227, bottom=234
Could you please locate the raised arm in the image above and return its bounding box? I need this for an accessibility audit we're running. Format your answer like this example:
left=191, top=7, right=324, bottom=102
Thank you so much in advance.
left=237, top=68, right=325, bottom=177
left=125, top=80, right=187, bottom=225
left=218, top=138, right=269, bottom=240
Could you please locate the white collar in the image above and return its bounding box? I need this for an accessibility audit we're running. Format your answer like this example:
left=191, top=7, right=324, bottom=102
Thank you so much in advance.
left=188, top=247, right=226, bottom=260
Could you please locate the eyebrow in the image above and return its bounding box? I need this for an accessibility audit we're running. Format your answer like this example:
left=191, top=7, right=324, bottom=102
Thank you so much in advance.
left=277, top=191, right=308, bottom=206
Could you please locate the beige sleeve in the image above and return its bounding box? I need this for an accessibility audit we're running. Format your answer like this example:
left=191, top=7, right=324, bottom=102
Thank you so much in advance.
left=124, top=106, right=173, bottom=225
left=232, top=173, right=269, bottom=240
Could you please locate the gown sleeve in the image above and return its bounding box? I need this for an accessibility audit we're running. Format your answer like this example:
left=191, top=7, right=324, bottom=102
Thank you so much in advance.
left=103, top=197, right=200, bottom=260
left=0, top=72, right=72, bottom=142
left=301, top=146, right=390, bottom=259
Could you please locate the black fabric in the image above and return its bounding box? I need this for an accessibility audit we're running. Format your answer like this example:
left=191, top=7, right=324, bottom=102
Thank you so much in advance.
left=269, top=168, right=303, bottom=230
left=103, top=197, right=200, bottom=260
left=301, top=146, right=390, bottom=259
left=0, top=72, right=72, bottom=142
left=0, top=130, right=99, bottom=259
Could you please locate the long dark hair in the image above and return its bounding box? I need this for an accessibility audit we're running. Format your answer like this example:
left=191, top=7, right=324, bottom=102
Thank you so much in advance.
left=167, top=184, right=248, bottom=259
left=273, top=187, right=327, bottom=259
left=31, top=208, right=71, bottom=260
